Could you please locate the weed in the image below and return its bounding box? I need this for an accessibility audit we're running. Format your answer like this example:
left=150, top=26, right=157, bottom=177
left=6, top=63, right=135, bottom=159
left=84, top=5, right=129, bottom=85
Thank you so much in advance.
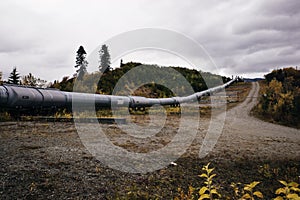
left=231, top=181, right=263, bottom=200
left=0, top=111, right=11, bottom=121
left=174, top=163, right=221, bottom=200
left=198, top=163, right=221, bottom=200
left=174, top=186, right=196, bottom=200
left=274, top=180, right=300, bottom=200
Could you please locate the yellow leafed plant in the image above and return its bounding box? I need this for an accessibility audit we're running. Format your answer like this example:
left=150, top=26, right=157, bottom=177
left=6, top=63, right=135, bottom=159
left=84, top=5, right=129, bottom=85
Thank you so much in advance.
left=231, top=181, right=263, bottom=200
left=274, top=180, right=300, bottom=200
left=198, top=163, right=221, bottom=200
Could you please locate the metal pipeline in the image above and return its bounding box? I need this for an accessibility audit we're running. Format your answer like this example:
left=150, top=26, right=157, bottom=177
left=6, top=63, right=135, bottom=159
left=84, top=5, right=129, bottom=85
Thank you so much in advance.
left=0, top=77, right=238, bottom=111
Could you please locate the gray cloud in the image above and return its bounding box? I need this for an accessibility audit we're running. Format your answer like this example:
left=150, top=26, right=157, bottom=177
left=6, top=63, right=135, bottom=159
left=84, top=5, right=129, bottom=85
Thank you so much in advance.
left=0, top=0, right=299, bottom=81
left=258, top=0, right=300, bottom=16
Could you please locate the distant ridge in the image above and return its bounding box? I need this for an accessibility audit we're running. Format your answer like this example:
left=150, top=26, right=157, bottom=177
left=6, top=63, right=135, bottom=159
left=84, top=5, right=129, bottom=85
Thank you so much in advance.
left=243, top=78, right=264, bottom=82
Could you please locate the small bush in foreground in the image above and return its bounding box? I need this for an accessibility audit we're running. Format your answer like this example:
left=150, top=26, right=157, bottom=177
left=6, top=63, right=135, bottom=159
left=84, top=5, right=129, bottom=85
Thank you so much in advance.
left=175, top=163, right=299, bottom=200
left=274, top=181, right=300, bottom=200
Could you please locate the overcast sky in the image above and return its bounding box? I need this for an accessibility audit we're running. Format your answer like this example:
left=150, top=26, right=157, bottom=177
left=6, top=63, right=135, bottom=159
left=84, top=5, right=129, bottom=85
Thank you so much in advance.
left=0, top=0, right=299, bottom=82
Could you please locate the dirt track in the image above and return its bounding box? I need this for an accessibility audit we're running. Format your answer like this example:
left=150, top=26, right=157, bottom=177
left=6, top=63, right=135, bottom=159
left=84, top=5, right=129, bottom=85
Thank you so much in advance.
left=209, top=82, right=300, bottom=161
left=0, top=82, right=299, bottom=199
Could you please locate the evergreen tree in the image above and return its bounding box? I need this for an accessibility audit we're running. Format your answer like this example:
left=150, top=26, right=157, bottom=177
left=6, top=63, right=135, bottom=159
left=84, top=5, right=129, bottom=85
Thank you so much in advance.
left=99, top=44, right=111, bottom=73
left=8, top=67, right=20, bottom=84
left=74, top=46, right=88, bottom=80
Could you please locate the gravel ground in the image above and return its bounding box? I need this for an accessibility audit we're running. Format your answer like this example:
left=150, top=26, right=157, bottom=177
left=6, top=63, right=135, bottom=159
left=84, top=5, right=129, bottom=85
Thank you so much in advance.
left=0, top=82, right=299, bottom=199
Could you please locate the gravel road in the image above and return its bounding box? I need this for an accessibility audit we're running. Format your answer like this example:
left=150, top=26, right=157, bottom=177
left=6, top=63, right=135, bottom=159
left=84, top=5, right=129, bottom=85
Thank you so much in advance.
left=211, top=82, right=300, bottom=162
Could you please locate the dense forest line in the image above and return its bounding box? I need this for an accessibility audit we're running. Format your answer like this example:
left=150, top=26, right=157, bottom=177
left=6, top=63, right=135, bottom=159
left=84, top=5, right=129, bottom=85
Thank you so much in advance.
left=255, top=67, right=300, bottom=127
left=50, top=61, right=231, bottom=98
left=0, top=65, right=231, bottom=99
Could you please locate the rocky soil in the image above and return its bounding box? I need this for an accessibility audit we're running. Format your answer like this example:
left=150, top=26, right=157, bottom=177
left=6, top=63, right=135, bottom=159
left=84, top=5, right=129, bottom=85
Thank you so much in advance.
left=0, top=82, right=299, bottom=199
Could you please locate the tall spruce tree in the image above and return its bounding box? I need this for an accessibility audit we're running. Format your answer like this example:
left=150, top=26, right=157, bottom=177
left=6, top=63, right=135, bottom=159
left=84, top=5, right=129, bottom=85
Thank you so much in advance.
left=8, top=67, right=20, bottom=84
left=99, top=44, right=111, bottom=73
left=74, top=46, right=88, bottom=80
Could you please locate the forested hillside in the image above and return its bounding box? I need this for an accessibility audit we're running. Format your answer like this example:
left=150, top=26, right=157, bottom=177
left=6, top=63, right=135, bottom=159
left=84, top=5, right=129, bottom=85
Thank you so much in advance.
left=255, top=67, right=300, bottom=127
left=51, top=62, right=231, bottom=98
